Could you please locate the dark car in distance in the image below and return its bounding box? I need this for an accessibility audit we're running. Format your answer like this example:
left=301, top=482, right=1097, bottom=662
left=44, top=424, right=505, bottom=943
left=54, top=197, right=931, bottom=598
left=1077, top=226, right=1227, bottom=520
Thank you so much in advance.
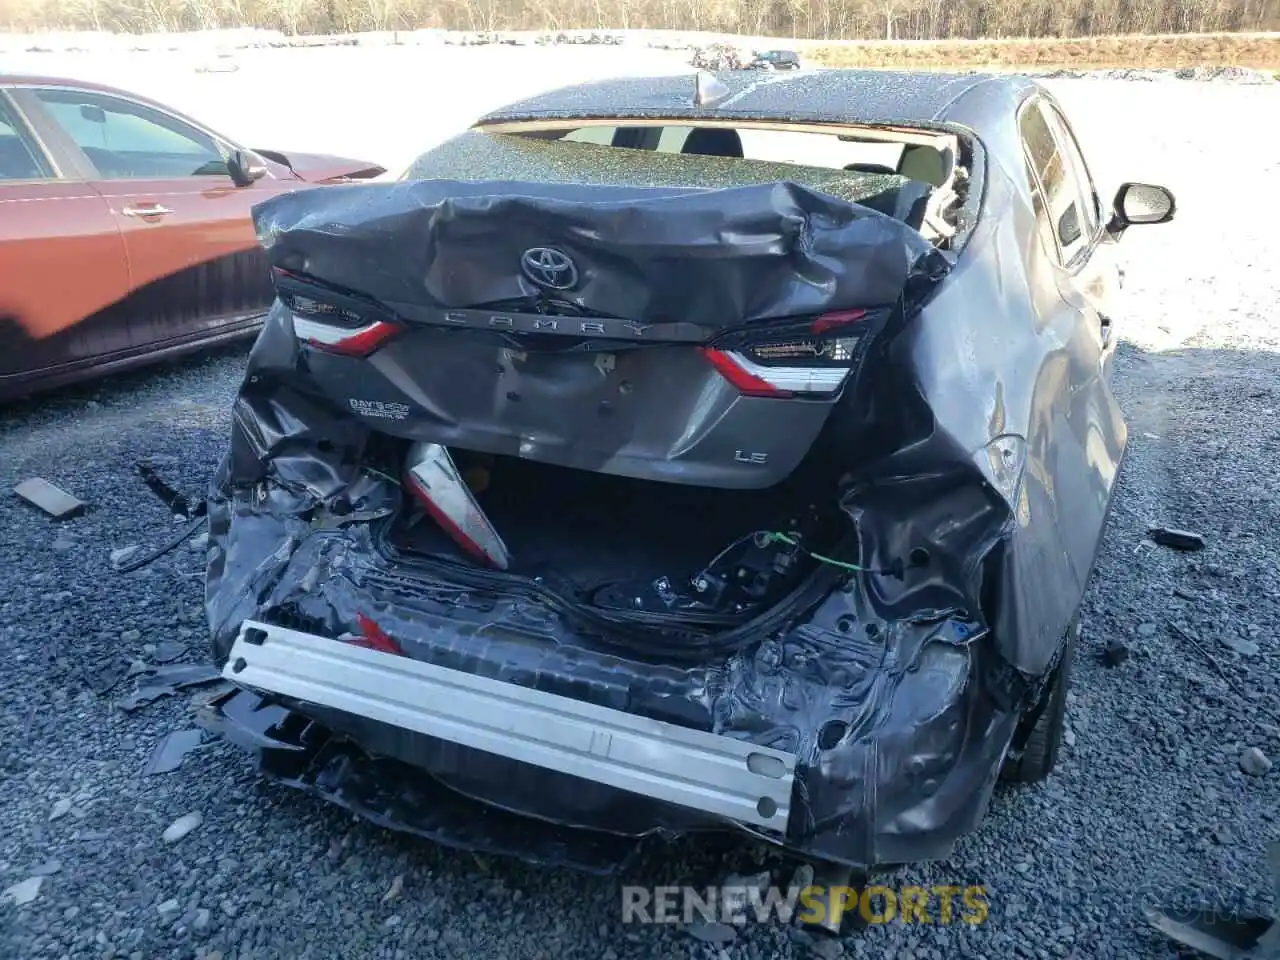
left=200, top=69, right=1175, bottom=879
left=0, top=75, right=386, bottom=402
left=751, top=49, right=802, bottom=69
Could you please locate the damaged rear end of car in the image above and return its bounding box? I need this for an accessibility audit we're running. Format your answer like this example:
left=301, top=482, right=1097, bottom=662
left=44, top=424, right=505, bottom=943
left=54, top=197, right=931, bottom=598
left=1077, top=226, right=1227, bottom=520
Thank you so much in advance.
left=202, top=116, right=1121, bottom=873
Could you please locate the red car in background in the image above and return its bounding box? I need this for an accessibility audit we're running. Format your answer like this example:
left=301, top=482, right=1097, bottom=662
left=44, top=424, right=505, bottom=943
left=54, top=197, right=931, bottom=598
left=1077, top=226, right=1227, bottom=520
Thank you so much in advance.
left=0, top=74, right=386, bottom=401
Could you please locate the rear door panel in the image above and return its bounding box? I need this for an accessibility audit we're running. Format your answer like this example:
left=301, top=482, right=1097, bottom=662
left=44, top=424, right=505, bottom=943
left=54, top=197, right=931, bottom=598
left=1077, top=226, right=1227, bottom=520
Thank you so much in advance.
left=1020, top=95, right=1120, bottom=357
left=0, top=91, right=131, bottom=384
left=1016, top=96, right=1128, bottom=563
left=1040, top=99, right=1122, bottom=354
left=90, top=176, right=274, bottom=348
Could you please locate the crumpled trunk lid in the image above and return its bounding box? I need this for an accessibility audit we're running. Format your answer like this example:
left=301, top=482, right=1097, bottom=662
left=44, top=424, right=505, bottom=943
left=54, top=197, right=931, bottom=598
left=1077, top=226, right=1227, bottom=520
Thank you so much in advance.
left=251, top=177, right=948, bottom=489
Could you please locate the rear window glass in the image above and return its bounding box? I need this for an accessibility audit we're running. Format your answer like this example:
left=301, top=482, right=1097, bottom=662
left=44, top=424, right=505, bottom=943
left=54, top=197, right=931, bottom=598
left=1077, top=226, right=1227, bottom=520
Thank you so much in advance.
left=524, top=124, right=910, bottom=177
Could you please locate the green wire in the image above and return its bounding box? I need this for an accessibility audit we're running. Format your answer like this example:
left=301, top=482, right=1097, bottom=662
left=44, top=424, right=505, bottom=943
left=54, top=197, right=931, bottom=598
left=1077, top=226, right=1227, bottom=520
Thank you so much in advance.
left=763, top=531, right=870, bottom=573
left=364, top=467, right=401, bottom=486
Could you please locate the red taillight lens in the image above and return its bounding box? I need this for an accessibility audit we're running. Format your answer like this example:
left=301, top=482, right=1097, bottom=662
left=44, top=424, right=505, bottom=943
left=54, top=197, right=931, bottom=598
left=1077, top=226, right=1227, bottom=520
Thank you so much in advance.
left=403, top=441, right=511, bottom=570
left=702, top=308, right=875, bottom=398
left=810, top=308, right=867, bottom=335
left=292, top=315, right=403, bottom=358
left=272, top=267, right=403, bottom=358
left=700, top=347, right=794, bottom=398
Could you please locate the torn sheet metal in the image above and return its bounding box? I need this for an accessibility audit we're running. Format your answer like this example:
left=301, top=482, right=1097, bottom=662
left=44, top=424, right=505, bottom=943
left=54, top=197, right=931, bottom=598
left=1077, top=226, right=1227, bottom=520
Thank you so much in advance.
left=206, top=150, right=1125, bottom=871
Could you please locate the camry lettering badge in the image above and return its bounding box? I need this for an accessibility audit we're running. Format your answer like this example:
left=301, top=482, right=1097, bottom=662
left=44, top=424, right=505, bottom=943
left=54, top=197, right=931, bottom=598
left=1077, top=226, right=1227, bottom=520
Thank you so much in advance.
left=521, top=247, right=578, bottom=290
left=418, top=308, right=685, bottom=340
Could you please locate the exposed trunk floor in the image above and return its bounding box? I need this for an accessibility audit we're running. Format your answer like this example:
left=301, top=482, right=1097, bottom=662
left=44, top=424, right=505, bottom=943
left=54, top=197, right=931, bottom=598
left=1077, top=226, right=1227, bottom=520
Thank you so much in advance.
left=396, top=452, right=833, bottom=590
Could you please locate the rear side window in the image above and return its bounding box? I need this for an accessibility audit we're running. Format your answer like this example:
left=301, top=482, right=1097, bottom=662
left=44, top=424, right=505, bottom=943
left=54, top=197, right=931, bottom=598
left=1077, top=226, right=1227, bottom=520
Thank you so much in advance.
left=1042, top=103, right=1100, bottom=239
left=552, top=123, right=909, bottom=175
left=0, top=96, right=50, bottom=181
left=1019, top=101, right=1088, bottom=264
left=32, top=89, right=229, bottom=179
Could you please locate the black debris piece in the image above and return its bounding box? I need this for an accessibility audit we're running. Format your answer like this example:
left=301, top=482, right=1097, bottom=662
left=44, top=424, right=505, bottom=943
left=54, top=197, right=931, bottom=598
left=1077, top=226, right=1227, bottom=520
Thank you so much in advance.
left=1217, top=633, right=1260, bottom=657
left=78, top=655, right=129, bottom=696
left=151, top=641, right=187, bottom=664
left=198, top=687, right=643, bottom=874
left=1100, top=638, right=1130, bottom=667
left=136, top=460, right=196, bottom=518
left=1146, top=840, right=1280, bottom=958
left=112, top=515, right=210, bottom=575
left=118, top=663, right=223, bottom=712
left=14, top=477, right=87, bottom=520
left=1168, top=622, right=1225, bottom=676
left=684, top=921, right=738, bottom=944
left=144, top=728, right=206, bottom=775
left=1148, top=527, right=1207, bottom=551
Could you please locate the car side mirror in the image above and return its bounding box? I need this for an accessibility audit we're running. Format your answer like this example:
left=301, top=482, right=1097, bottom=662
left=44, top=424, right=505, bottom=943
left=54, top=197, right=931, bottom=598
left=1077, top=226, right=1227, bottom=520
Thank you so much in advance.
left=227, top=149, right=267, bottom=187
left=1108, top=182, right=1175, bottom=234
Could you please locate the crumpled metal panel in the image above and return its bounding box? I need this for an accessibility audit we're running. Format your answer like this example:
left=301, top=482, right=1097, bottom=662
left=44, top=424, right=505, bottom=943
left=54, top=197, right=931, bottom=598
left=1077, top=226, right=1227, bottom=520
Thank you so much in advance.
left=247, top=175, right=948, bottom=490
left=252, top=175, right=947, bottom=330
left=207, top=136, right=1126, bottom=869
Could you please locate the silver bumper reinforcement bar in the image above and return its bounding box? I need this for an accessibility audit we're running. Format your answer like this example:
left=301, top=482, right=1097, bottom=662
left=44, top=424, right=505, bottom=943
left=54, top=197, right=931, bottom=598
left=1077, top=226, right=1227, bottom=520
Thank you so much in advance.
left=224, top=620, right=797, bottom=831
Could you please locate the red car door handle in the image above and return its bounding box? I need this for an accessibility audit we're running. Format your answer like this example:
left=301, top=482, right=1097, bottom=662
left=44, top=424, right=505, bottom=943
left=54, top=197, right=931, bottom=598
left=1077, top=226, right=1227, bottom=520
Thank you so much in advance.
left=121, top=203, right=174, bottom=218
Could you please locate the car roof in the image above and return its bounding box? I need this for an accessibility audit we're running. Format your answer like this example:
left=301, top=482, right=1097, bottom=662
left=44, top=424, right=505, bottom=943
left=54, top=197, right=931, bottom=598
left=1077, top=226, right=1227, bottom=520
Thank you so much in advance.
left=0, top=73, right=180, bottom=113
left=476, top=69, right=1036, bottom=129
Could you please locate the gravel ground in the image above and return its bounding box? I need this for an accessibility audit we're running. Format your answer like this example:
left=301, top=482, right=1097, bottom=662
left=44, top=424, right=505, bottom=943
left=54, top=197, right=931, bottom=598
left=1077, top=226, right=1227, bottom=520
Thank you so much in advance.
left=2, top=66, right=1279, bottom=960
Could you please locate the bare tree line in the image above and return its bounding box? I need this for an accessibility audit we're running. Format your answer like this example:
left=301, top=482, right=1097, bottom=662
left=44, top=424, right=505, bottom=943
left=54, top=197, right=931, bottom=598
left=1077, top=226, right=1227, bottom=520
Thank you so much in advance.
left=2, top=0, right=1277, bottom=39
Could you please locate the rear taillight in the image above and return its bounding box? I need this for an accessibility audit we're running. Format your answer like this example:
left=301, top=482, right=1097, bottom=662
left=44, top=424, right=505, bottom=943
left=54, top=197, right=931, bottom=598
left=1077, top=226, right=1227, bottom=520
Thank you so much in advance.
left=291, top=315, right=402, bottom=358
left=272, top=267, right=403, bottom=358
left=403, top=441, right=511, bottom=570
left=702, top=307, right=875, bottom=399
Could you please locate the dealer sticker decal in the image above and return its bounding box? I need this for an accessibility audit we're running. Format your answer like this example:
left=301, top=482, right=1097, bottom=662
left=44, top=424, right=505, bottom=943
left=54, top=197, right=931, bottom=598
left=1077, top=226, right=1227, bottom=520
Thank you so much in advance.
left=348, top=398, right=410, bottom=420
